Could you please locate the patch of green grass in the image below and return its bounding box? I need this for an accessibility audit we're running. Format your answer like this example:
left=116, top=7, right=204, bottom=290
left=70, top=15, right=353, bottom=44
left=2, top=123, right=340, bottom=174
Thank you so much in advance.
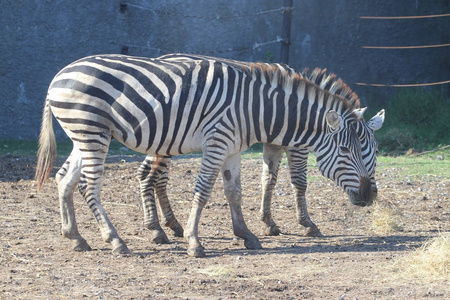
left=0, top=139, right=141, bottom=157
left=376, top=148, right=450, bottom=180
left=0, top=139, right=39, bottom=156
left=2, top=138, right=448, bottom=181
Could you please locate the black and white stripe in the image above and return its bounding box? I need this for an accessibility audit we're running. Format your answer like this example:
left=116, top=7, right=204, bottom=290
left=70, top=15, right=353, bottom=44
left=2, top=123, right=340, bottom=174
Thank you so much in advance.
left=36, top=54, right=369, bottom=256
left=135, top=56, right=385, bottom=239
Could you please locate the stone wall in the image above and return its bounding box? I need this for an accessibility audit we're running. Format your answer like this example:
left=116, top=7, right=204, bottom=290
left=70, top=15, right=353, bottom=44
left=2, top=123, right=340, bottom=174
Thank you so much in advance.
left=1, top=0, right=448, bottom=139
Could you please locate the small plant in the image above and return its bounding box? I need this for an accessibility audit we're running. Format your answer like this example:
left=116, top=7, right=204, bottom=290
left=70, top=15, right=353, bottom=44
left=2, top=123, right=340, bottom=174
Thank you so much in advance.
left=262, top=51, right=275, bottom=63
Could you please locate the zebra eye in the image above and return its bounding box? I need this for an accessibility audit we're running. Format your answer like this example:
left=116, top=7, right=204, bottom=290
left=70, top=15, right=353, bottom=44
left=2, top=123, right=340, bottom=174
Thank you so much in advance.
left=340, top=146, right=350, bottom=153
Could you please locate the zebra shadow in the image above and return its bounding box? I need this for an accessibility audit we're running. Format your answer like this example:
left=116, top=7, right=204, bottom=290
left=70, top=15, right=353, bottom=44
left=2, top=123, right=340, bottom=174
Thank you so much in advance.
left=130, top=233, right=432, bottom=258
left=193, top=234, right=432, bottom=258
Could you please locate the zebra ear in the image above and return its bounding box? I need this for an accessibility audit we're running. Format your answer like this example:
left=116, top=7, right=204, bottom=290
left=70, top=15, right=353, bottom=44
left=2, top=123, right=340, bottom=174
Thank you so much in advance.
left=353, top=107, right=367, bottom=121
left=326, top=110, right=341, bottom=130
left=367, top=109, right=385, bottom=131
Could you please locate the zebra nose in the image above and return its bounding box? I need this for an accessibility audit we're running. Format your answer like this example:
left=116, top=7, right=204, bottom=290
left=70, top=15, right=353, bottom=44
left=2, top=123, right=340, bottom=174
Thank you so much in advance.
left=359, top=176, right=372, bottom=205
left=370, top=185, right=378, bottom=202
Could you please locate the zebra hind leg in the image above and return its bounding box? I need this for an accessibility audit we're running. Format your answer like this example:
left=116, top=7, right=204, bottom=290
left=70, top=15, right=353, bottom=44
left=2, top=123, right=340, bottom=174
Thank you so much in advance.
left=155, top=160, right=184, bottom=237
left=137, top=156, right=175, bottom=244
left=56, top=148, right=91, bottom=252
left=260, top=144, right=284, bottom=236
left=76, top=140, right=130, bottom=254
left=223, top=153, right=262, bottom=250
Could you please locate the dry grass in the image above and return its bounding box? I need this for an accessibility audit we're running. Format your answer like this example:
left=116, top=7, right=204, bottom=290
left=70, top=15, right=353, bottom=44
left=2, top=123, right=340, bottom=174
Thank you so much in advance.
left=390, top=233, right=450, bottom=282
left=197, top=265, right=233, bottom=277
left=371, top=201, right=403, bottom=234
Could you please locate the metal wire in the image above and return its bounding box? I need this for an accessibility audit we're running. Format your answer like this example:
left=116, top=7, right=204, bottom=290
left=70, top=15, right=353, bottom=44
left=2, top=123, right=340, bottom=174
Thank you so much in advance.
left=360, top=13, right=450, bottom=20
left=362, top=43, right=450, bottom=49
left=123, top=2, right=285, bottom=20
left=355, top=80, right=450, bottom=87
left=122, top=37, right=283, bottom=55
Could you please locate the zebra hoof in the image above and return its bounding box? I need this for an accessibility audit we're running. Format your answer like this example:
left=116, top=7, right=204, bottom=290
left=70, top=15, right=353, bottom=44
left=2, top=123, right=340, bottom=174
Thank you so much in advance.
left=166, top=220, right=184, bottom=237
left=151, top=230, right=170, bottom=244
left=112, top=244, right=131, bottom=255
left=172, top=226, right=184, bottom=238
left=306, top=227, right=323, bottom=237
left=244, top=238, right=262, bottom=250
left=73, top=239, right=92, bottom=252
left=264, top=225, right=281, bottom=236
left=187, top=246, right=206, bottom=258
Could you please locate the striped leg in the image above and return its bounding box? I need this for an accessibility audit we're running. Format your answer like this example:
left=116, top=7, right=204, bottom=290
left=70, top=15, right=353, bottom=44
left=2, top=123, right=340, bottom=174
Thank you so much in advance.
left=184, top=147, right=225, bottom=257
left=56, top=148, right=91, bottom=251
left=137, top=156, right=183, bottom=244
left=155, top=166, right=184, bottom=237
left=222, top=153, right=262, bottom=250
left=286, top=148, right=322, bottom=237
left=260, top=144, right=284, bottom=236
left=76, top=140, right=130, bottom=254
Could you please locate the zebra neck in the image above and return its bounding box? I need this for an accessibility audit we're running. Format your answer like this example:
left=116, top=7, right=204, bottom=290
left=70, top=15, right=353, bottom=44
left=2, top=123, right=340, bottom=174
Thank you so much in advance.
left=251, top=76, right=334, bottom=150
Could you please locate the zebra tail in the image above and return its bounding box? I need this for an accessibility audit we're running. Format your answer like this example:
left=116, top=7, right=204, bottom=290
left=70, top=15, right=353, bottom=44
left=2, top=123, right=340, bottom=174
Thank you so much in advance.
left=35, top=99, right=57, bottom=192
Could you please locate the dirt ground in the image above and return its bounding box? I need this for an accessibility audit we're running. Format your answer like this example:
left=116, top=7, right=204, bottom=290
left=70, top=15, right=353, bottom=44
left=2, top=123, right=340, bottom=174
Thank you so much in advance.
left=0, top=154, right=449, bottom=299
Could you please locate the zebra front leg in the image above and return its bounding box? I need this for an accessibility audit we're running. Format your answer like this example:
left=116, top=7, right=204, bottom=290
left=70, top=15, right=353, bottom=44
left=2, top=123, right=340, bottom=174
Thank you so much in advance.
left=77, top=144, right=130, bottom=254
left=286, top=148, right=323, bottom=237
left=137, top=156, right=170, bottom=244
left=155, top=165, right=184, bottom=237
left=184, top=149, right=224, bottom=257
left=260, top=144, right=284, bottom=236
left=223, top=153, right=262, bottom=250
left=56, top=149, right=91, bottom=252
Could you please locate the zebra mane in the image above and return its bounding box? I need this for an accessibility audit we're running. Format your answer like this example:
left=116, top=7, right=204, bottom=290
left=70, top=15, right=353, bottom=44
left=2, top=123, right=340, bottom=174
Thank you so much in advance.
left=246, top=62, right=360, bottom=118
left=246, top=62, right=297, bottom=87
left=302, top=68, right=361, bottom=109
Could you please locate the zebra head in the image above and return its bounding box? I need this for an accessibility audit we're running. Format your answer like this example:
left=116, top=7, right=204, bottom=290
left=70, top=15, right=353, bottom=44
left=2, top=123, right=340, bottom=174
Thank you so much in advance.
left=356, top=109, right=385, bottom=202
left=315, top=108, right=373, bottom=206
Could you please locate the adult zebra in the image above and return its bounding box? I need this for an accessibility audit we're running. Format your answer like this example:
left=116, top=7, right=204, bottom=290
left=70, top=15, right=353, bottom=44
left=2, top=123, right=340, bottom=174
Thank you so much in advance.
left=36, top=54, right=370, bottom=257
left=259, top=68, right=385, bottom=236
left=132, top=55, right=385, bottom=242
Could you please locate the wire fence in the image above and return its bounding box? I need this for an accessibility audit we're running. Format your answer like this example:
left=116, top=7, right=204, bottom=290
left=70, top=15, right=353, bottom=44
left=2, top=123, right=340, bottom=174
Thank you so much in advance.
left=122, top=37, right=285, bottom=55
left=359, top=13, right=450, bottom=19
left=122, top=2, right=286, bottom=20
left=120, top=1, right=450, bottom=88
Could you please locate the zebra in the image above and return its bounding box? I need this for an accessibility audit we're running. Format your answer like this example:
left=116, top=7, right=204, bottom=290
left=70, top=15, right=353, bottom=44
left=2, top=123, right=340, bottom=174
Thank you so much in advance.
left=259, top=68, right=385, bottom=236
left=35, top=54, right=370, bottom=257
left=131, top=55, right=385, bottom=241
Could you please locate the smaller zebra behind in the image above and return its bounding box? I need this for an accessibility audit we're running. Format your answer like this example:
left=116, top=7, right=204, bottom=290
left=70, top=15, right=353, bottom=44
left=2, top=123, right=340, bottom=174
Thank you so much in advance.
left=134, top=55, right=384, bottom=243
left=36, top=54, right=370, bottom=257
left=260, top=68, right=385, bottom=237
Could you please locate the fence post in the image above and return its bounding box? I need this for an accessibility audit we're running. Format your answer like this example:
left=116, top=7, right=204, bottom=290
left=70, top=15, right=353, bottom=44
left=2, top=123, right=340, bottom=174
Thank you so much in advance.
left=280, top=0, right=293, bottom=64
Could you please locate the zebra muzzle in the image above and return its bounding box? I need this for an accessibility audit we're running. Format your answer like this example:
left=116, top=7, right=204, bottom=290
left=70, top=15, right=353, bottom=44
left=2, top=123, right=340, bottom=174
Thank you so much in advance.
left=349, top=176, right=373, bottom=206
left=357, top=176, right=372, bottom=206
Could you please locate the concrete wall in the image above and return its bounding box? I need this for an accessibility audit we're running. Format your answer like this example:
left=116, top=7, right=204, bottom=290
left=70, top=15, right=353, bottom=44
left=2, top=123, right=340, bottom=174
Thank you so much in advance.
left=1, top=0, right=448, bottom=140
